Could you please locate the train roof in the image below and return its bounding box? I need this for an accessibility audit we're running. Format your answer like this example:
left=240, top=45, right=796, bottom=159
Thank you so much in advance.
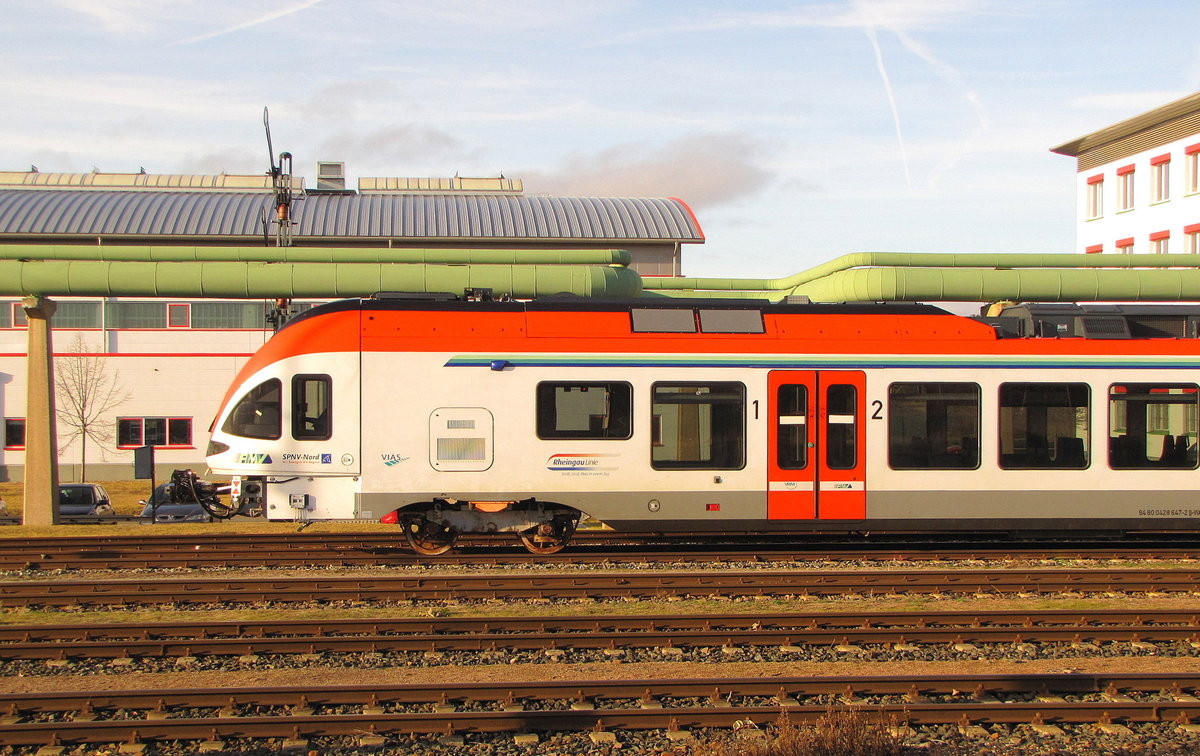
left=283, top=294, right=949, bottom=328
left=282, top=295, right=1200, bottom=342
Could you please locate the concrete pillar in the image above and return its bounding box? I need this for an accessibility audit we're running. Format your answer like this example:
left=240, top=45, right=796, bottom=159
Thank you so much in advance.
left=21, top=296, right=59, bottom=526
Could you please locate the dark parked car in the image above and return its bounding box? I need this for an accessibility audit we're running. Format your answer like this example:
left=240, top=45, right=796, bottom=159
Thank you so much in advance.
left=139, top=482, right=213, bottom=523
left=58, top=483, right=114, bottom=517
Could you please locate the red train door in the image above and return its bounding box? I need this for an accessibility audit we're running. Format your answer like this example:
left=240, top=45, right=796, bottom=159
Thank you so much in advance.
left=767, top=370, right=866, bottom=520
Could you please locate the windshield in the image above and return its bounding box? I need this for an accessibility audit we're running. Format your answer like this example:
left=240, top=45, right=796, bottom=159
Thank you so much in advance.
left=221, top=378, right=282, bottom=439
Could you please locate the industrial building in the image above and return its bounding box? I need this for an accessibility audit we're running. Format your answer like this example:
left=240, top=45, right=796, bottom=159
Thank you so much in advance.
left=1053, top=91, right=1200, bottom=255
left=0, top=168, right=704, bottom=481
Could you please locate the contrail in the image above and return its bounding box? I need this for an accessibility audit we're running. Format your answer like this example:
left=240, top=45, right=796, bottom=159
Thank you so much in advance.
left=865, top=25, right=913, bottom=195
left=178, top=0, right=327, bottom=44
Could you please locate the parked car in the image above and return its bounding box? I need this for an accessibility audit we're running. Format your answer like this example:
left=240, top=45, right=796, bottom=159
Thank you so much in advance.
left=139, top=482, right=213, bottom=523
left=58, top=483, right=115, bottom=517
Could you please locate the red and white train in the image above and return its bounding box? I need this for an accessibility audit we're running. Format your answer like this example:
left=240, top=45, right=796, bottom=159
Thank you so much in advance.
left=205, top=295, right=1200, bottom=553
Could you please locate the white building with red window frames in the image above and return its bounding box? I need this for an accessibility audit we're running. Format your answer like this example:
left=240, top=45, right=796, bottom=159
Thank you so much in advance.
left=1052, top=91, right=1200, bottom=255
left=0, top=169, right=704, bottom=482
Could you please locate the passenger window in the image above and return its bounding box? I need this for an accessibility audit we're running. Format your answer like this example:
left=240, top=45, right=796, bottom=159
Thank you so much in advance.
left=999, top=383, right=1089, bottom=469
left=825, top=384, right=857, bottom=470
left=651, top=383, right=745, bottom=470
left=536, top=382, right=632, bottom=440
left=888, top=383, right=980, bottom=470
left=292, top=375, right=332, bottom=440
left=776, top=384, right=808, bottom=470
left=1108, top=383, right=1199, bottom=469
left=221, top=378, right=282, bottom=440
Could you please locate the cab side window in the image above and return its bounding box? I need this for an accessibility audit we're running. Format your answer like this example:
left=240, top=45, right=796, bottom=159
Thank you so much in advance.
left=292, top=375, right=332, bottom=440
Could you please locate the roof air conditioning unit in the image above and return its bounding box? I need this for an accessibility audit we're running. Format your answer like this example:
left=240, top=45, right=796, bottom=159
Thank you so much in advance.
left=316, top=161, right=346, bottom=191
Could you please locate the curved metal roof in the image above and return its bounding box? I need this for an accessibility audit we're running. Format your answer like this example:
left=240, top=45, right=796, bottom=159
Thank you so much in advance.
left=0, top=190, right=704, bottom=242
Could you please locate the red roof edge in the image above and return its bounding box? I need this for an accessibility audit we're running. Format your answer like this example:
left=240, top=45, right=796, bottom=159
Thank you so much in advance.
left=668, top=197, right=706, bottom=242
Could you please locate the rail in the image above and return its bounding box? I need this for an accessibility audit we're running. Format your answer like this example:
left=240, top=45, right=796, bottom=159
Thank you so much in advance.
left=3, top=569, right=1199, bottom=607
left=4, top=673, right=1200, bottom=747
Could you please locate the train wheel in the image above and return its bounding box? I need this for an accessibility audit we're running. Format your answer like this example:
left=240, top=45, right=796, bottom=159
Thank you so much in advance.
left=518, top=516, right=578, bottom=555
left=401, top=514, right=457, bottom=556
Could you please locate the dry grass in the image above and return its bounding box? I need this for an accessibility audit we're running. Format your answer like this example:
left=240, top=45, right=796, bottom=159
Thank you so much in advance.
left=695, top=708, right=906, bottom=756
left=0, top=479, right=156, bottom=516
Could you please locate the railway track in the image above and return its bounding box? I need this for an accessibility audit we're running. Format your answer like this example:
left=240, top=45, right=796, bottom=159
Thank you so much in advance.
left=3, top=568, right=1199, bottom=607
left=4, top=673, right=1200, bottom=748
left=2, top=531, right=1199, bottom=571
left=2, top=609, right=1199, bottom=660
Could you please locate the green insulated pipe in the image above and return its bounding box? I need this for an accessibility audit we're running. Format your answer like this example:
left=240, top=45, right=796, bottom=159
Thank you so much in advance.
left=0, top=244, right=633, bottom=267
left=644, top=252, right=1200, bottom=302
left=790, top=267, right=1200, bottom=303
left=0, top=260, right=643, bottom=299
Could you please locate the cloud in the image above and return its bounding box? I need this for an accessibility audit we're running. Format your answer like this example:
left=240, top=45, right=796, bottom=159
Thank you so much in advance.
left=300, top=80, right=402, bottom=123
left=178, top=0, right=327, bottom=44
left=607, top=0, right=1004, bottom=44
left=316, top=125, right=471, bottom=166
left=831, top=0, right=1000, bottom=31
left=46, top=0, right=162, bottom=35
left=176, top=147, right=265, bottom=175
left=1068, top=91, right=1192, bottom=114
left=367, top=0, right=615, bottom=32
left=520, top=133, right=772, bottom=208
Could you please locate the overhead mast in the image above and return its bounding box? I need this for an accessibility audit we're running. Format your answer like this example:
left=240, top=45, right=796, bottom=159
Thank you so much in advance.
left=262, top=107, right=294, bottom=330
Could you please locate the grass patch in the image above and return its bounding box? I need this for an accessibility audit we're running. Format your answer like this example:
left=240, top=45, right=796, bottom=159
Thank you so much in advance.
left=695, top=708, right=905, bottom=756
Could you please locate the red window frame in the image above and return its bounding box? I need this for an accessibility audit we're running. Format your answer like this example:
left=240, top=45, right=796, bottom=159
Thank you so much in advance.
left=3, top=418, right=25, bottom=450
left=167, top=303, right=191, bottom=329
left=10, top=303, right=27, bottom=329
left=116, top=417, right=194, bottom=449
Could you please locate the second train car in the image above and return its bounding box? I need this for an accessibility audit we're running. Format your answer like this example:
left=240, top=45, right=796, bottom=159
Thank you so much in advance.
left=205, top=295, right=1200, bottom=553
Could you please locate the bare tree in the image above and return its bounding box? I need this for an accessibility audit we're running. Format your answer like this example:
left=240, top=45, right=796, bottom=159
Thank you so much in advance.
left=55, top=334, right=129, bottom=481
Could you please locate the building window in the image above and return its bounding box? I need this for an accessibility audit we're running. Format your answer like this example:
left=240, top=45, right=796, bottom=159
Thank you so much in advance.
left=292, top=374, right=333, bottom=440
left=1187, top=144, right=1200, bottom=194
left=3, top=418, right=25, bottom=449
left=1109, top=384, right=1198, bottom=469
left=106, top=302, right=166, bottom=329
left=117, top=417, right=193, bottom=448
left=1186, top=223, right=1200, bottom=254
left=1151, top=154, right=1171, bottom=203
left=167, top=303, right=190, bottom=328
left=3, top=301, right=100, bottom=329
left=1117, top=165, right=1135, bottom=211
left=888, top=383, right=981, bottom=470
left=1116, top=237, right=1135, bottom=255
left=998, top=383, right=1089, bottom=469
left=1086, top=175, right=1104, bottom=219
left=536, top=382, right=632, bottom=440
left=190, top=301, right=271, bottom=329
left=650, top=382, right=745, bottom=470
left=1151, top=231, right=1171, bottom=254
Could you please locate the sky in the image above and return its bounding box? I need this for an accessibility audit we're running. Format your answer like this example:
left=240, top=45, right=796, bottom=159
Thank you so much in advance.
left=5, top=1, right=1200, bottom=279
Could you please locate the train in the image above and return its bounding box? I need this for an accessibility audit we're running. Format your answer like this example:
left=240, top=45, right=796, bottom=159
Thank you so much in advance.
left=204, top=293, right=1200, bottom=554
